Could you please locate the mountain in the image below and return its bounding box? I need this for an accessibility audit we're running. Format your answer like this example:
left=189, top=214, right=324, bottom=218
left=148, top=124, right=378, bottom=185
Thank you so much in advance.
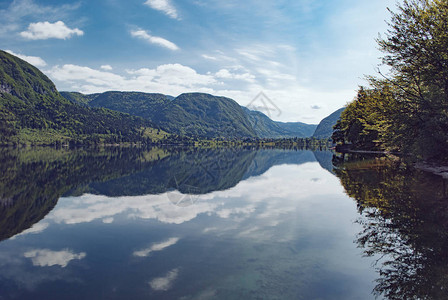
left=62, top=91, right=257, bottom=138
left=62, top=91, right=317, bottom=139
left=244, top=108, right=317, bottom=138
left=64, top=148, right=319, bottom=198
left=156, top=93, right=257, bottom=138
left=0, top=50, right=163, bottom=145
left=312, top=107, right=345, bottom=139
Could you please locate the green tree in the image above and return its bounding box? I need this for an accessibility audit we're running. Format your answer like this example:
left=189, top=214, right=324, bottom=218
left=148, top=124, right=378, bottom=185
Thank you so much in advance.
left=333, top=0, right=448, bottom=159
left=378, top=0, right=448, bottom=157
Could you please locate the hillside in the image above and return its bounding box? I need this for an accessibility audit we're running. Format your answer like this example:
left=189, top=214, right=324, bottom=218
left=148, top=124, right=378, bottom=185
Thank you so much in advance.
left=244, top=108, right=317, bottom=138
left=62, top=91, right=317, bottom=139
left=59, top=91, right=99, bottom=106
left=155, top=93, right=257, bottom=138
left=62, top=91, right=257, bottom=138
left=89, top=91, right=170, bottom=121
left=274, top=121, right=317, bottom=138
left=312, top=107, right=345, bottom=139
left=0, top=50, right=164, bottom=145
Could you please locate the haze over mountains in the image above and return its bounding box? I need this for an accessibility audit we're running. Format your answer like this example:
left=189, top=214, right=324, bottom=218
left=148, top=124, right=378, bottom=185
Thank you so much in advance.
left=0, top=50, right=342, bottom=143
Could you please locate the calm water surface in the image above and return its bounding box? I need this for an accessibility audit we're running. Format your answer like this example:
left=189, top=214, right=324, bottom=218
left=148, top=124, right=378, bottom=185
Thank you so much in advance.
left=0, top=148, right=446, bottom=299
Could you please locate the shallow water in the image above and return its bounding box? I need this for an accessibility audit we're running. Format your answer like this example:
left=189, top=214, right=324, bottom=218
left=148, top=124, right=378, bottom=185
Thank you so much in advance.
left=0, top=148, right=446, bottom=299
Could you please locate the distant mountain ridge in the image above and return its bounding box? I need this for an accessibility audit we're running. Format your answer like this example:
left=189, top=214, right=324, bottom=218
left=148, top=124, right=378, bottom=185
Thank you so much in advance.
left=244, top=108, right=317, bottom=138
left=0, top=49, right=330, bottom=142
left=62, top=91, right=318, bottom=139
left=313, top=107, right=345, bottom=139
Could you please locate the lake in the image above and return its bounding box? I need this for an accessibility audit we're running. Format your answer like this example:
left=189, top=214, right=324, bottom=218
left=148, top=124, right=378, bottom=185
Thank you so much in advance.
left=0, top=147, right=446, bottom=299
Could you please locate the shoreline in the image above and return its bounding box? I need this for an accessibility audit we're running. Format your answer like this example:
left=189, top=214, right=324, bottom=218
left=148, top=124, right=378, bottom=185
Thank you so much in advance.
left=414, top=162, right=448, bottom=179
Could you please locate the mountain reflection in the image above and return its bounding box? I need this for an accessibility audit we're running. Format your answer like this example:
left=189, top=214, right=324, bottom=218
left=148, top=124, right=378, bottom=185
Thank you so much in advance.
left=334, top=156, right=448, bottom=300
left=0, top=147, right=162, bottom=241
left=83, top=149, right=317, bottom=197
left=0, top=147, right=330, bottom=241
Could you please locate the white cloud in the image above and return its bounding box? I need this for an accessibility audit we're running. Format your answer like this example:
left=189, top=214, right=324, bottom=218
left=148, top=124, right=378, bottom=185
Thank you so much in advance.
left=144, top=0, right=179, bottom=19
left=100, top=65, right=113, bottom=71
left=48, top=64, right=125, bottom=88
left=102, top=217, right=114, bottom=223
left=0, top=0, right=80, bottom=37
left=131, top=29, right=179, bottom=51
left=20, top=21, right=83, bottom=40
left=149, top=268, right=179, bottom=291
left=255, top=68, right=295, bottom=82
left=215, top=69, right=232, bottom=79
left=24, top=249, right=86, bottom=268
left=5, top=49, right=47, bottom=67
left=133, top=237, right=179, bottom=257
left=203, top=227, right=218, bottom=233
left=237, top=50, right=262, bottom=62
left=49, top=193, right=218, bottom=225
left=201, top=51, right=237, bottom=63
left=202, top=54, right=218, bottom=60
left=12, top=223, right=49, bottom=239
left=215, top=68, right=255, bottom=83
left=142, top=63, right=215, bottom=86
left=48, top=63, right=216, bottom=95
left=216, top=205, right=256, bottom=219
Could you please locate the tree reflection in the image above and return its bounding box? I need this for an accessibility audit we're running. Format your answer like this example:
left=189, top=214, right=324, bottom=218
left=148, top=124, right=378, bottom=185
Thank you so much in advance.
left=0, top=147, right=168, bottom=241
left=334, top=156, right=448, bottom=299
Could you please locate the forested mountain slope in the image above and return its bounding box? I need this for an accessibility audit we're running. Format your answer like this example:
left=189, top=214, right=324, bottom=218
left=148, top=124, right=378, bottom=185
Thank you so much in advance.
left=0, top=50, right=162, bottom=145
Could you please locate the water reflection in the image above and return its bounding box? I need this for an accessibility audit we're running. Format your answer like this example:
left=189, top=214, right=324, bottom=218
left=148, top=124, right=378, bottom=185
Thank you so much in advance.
left=0, top=147, right=166, bottom=241
left=334, top=156, right=448, bottom=300
left=24, top=249, right=86, bottom=268
left=2, top=147, right=374, bottom=300
left=0, top=147, right=323, bottom=240
left=3, top=147, right=447, bottom=299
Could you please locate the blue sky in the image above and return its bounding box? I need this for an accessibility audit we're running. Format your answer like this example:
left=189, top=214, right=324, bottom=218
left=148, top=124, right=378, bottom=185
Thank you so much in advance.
left=1, top=0, right=398, bottom=123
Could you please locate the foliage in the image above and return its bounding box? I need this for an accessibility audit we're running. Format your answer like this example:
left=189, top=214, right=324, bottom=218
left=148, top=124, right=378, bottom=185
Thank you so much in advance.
left=156, top=93, right=257, bottom=138
left=89, top=91, right=169, bottom=120
left=334, top=156, right=448, bottom=299
left=59, top=91, right=98, bottom=106
left=333, top=84, right=397, bottom=151
left=332, top=0, right=448, bottom=159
